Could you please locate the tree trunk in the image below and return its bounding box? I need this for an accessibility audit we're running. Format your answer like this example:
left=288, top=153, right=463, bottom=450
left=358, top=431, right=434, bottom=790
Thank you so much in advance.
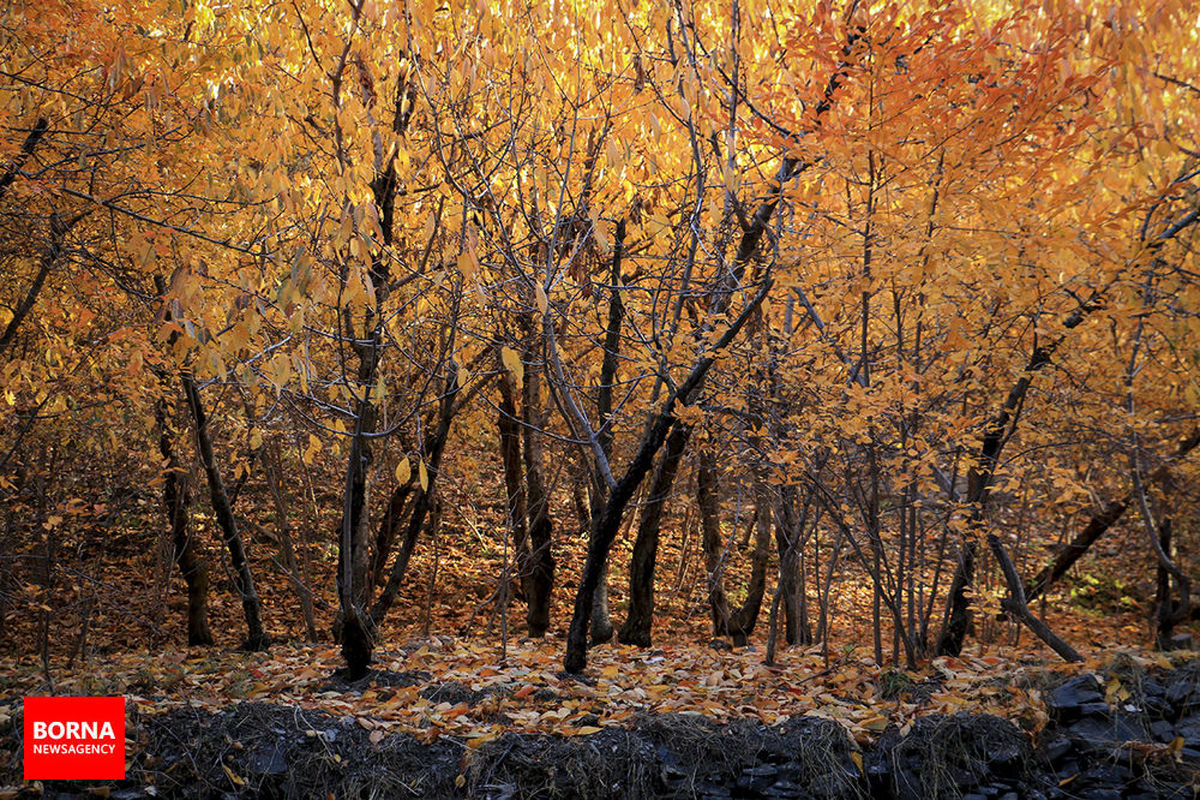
left=1025, top=428, right=1198, bottom=604
left=370, top=481, right=414, bottom=588
left=774, top=486, right=812, bottom=646
left=368, top=367, right=461, bottom=626
left=181, top=374, right=268, bottom=651
left=987, top=534, right=1083, bottom=661
left=723, top=483, right=773, bottom=645
left=156, top=399, right=213, bottom=647
left=264, top=440, right=317, bottom=641
left=337, top=360, right=378, bottom=678
left=522, top=358, right=555, bottom=637
left=497, top=361, right=530, bottom=601
left=1155, top=518, right=1178, bottom=650
left=1025, top=499, right=1128, bottom=603
left=619, top=423, right=692, bottom=646
left=698, top=451, right=732, bottom=634
left=563, top=278, right=774, bottom=672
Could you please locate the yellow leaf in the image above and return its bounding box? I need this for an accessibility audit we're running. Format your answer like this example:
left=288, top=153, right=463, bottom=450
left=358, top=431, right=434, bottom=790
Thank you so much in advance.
left=501, top=347, right=524, bottom=385
left=418, top=459, right=428, bottom=491
left=303, top=433, right=321, bottom=466
left=572, top=725, right=602, bottom=736
left=535, top=283, right=548, bottom=315
left=223, top=764, right=245, bottom=786
left=395, top=458, right=411, bottom=484
left=466, top=731, right=500, bottom=749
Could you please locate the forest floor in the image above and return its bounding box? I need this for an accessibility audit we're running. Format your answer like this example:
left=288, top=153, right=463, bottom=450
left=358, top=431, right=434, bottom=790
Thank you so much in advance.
left=1, top=641, right=1199, bottom=798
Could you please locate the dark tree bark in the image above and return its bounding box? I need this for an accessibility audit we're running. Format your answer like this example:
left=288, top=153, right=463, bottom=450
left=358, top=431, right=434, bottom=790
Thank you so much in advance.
left=987, top=534, right=1082, bottom=662
left=724, top=483, right=773, bottom=645
left=0, top=212, right=80, bottom=358
left=774, top=486, right=812, bottom=646
left=0, top=117, right=48, bottom=200
left=936, top=344, right=1051, bottom=656
left=521, top=356, right=555, bottom=637
left=618, top=423, right=692, bottom=647
left=1025, top=428, right=1198, bottom=603
left=564, top=278, right=775, bottom=672
left=263, top=440, right=317, bottom=641
left=497, top=361, right=530, bottom=599
left=155, top=399, right=213, bottom=647
left=698, top=451, right=731, bottom=632
left=370, top=480, right=414, bottom=588
left=699, top=458, right=772, bottom=646
left=581, top=222, right=628, bottom=647
left=368, top=367, right=462, bottom=626
left=181, top=374, right=269, bottom=651
left=1025, top=499, right=1128, bottom=603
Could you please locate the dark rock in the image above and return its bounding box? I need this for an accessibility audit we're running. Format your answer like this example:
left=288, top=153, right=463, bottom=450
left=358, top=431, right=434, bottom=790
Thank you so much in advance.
left=1048, top=674, right=1104, bottom=720
left=744, top=764, right=779, bottom=777
left=1066, top=712, right=1146, bottom=750
left=1150, top=718, right=1175, bottom=741
left=762, top=779, right=804, bottom=798
left=1042, top=736, right=1072, bottom=762
left=1175, top=714, right=1200, bottom=746
left=247, top=740, right=288, bottom=775
left=111, top=791, right=154, bottom=800
left=1169, top=633, right=1194, bottom=650
left=1165, top=673, right=1198, bottom=709
left=1053, top=759, right=1080, bottom=781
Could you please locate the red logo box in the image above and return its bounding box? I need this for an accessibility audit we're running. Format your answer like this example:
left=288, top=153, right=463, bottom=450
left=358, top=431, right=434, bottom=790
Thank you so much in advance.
left=24, top=696, right=126, bottom=780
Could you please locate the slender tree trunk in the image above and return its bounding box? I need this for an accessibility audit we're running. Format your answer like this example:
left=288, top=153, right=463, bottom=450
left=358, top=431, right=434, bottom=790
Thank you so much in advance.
left=722, top=482, right=773, bottom=645
left=156, top=399, right=213, bottom=647
left=1154, top=518, right=1178, bottom=650
left=337, top=356, right=378, bottom=678
left=497, top=362, right=530, bottom=600
left=0, top=212, right=78, bottom=358
left=520, top=352, right=555, bottom=637
left=370, top=481, right=414, bottom=588
left=181, top=374, right=269, bottom=651
left=1025, top=428, right=1198, bottom=603
left=774, top=486, right=812, bottom=646
left=264, top=440, right=317, bottom=641
left=1025, top=499, right=1128, bottom=603
left=987, top=533, right=1082, bottom=662
left=590, top=564, right=614, bottom=645
left=698, top=451, right=731, bottom=634
left=619, top=423, right=692, bottom=646
left=936, top=360, right=1045, bottom=656
left=563, top=279, right=774, bottom=672
left=369, top=368, right=461, bottom=626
